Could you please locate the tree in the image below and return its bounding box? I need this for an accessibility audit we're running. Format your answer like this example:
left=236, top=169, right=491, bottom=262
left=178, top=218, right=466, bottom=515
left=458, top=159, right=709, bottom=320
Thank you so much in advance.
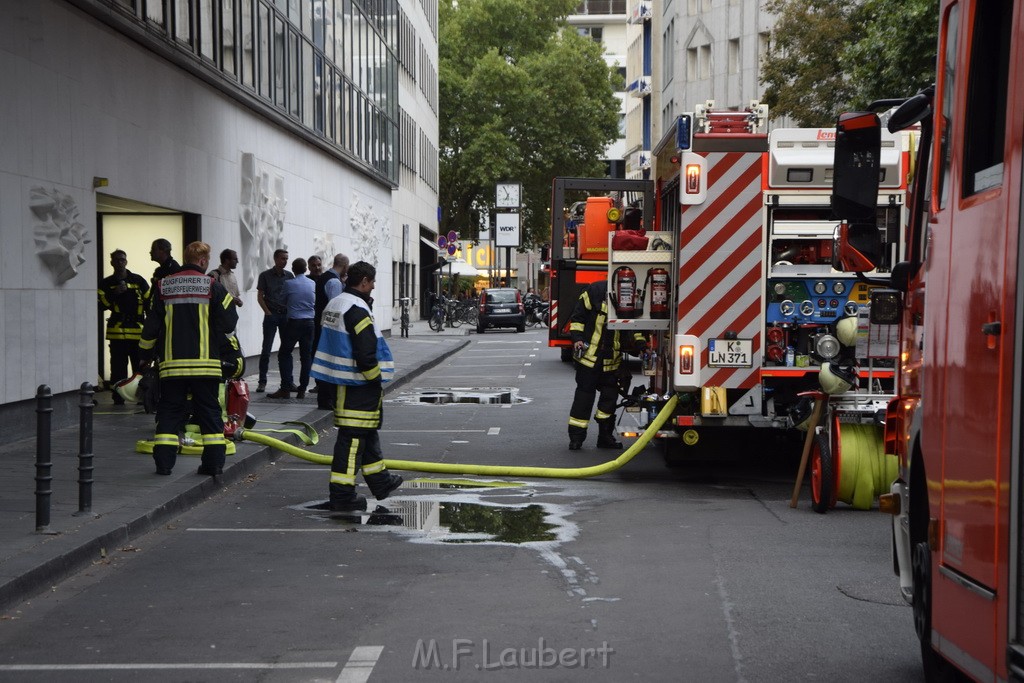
left=439, top=0, right=621, bottom=248
left=844, top=0, right=938, bottom=107
left=760, top=0, right=864, bottom=126
left=761, top=0, right=938, bottom=126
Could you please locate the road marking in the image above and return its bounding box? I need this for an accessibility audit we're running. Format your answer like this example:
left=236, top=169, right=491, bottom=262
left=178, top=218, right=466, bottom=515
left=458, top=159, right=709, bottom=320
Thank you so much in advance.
left=337, top=646, right=383, bottom=683
left=518, top=374, right=527, bottom=378
left=379, top=429, right=486, bottom=433
left=476, top=340, right=539, bottom=344
left=524, top=362, right=532, bottom=366
left=487, top=427, right=500, bottom=435
left=0, top=663, right=338, bottom=671
left=187, top=528, right=356, bottom=532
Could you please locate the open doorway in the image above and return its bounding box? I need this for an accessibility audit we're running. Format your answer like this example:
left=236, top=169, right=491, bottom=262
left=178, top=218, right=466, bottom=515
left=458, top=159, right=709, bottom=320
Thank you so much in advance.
left=95, top=194, right=198, bottom=388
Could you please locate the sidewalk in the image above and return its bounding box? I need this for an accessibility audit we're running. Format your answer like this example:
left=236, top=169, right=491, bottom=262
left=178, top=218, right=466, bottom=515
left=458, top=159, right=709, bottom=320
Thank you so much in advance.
left=0, top=321, right=470, bottom=614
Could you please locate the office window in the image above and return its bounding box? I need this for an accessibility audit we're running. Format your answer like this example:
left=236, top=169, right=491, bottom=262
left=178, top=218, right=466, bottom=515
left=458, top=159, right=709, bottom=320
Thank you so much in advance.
left=699, top=44, right=711, bottom=79
left=662, top=20, right=674, bottom=85
left=687, top=47, right=697, bottom=81
left=728, top=38, right=739, bottom=74
left=198, top=0, right=215, bottom=59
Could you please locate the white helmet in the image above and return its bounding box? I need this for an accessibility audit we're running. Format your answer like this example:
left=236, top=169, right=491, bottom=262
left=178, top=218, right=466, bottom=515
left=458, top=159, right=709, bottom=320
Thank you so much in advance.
left=819, top=362, right=857, bottom=395
left=114, top=373, right=142, bottom=403
left=836, top=316, right=859, bottom=347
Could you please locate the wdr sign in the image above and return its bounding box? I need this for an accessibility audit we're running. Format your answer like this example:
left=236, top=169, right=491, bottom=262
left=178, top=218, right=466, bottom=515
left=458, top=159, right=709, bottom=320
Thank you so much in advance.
left=495, top=213, right=520, bottom=247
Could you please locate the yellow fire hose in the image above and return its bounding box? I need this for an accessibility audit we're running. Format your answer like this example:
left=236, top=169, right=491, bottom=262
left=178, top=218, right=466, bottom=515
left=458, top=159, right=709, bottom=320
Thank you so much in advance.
left=236, top=395, right=677, bottom=479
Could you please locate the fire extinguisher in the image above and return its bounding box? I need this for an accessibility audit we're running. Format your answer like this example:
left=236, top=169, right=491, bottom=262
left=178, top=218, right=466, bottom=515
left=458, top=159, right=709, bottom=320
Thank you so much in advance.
left=610, top=266, right=639, bottom=318
left=647, top=267, right=670, bottom=319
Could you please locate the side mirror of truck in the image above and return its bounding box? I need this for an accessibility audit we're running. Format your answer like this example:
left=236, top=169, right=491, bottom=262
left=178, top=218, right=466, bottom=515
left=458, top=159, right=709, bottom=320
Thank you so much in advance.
left=831, top=112, right=882, bottom=223
left=832, top=223, right=882, bottom=272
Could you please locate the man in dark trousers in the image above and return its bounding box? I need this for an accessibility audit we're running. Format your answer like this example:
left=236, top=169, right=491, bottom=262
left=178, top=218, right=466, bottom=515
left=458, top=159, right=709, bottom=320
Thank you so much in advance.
left=256, top=248, right=293, bottom=392
left=313, top=253, right=349, bottom=409
left=310, top=261, right=401, bottom=511
left=98, top=249, right=149, bottom=404
left=567, top=279, right=645, bottom=451
left=139, top=241, right=238, bottom=476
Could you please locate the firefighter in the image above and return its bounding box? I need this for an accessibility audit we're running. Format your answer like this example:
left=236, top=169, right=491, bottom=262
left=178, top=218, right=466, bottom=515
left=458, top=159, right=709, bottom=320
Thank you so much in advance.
left=310, top=261, right=402, bottom=511
left=98, top=250, right=149, bottom=404
left=568, top=279, right=645, bottom=450
left=139, top=241, right=238, bottom=476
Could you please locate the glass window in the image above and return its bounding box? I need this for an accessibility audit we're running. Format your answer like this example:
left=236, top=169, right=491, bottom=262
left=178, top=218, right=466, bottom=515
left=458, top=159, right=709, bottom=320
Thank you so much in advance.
left=288, top=28, right=301, bottom=117
left=273, top=15, right=286, bottom=107
left=240, top=0, right=255, bottom=87
left=199, top=0, right=216, bottom=60
left=961, top=1, right=1011, bottom=196
left=222, top=0, right=237, bottom=76
left=304, top=40, right=315, bottom=127
left=146, top=0, right=165, bottom=28
left=936, top=4, right=959, bottom=210
left=258, top=2, right=271, bottom=97
left=175, top=0, right=193, bottom=46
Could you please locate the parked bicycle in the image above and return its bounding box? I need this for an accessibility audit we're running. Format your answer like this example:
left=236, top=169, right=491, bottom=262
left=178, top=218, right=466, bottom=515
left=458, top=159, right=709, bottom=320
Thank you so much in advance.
left=428, top=295, right=478, bottom=331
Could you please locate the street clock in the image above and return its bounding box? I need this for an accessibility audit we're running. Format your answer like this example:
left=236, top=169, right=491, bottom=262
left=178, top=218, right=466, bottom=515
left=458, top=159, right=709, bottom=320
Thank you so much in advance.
left=496, top=182, right=521, bottom=208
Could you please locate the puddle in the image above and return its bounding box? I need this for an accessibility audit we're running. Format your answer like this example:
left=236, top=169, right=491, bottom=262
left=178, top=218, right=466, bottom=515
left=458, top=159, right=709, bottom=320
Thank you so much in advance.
left=388, top=387, right=530, bottom=406
left=297, top=497, right=567, bottom=545
left=406, top=478, right=525, bottom=489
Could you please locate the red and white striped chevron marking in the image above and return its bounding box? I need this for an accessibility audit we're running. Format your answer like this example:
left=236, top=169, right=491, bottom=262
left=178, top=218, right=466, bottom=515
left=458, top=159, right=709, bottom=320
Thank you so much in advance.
left=676, top=151, right=764, bottom=390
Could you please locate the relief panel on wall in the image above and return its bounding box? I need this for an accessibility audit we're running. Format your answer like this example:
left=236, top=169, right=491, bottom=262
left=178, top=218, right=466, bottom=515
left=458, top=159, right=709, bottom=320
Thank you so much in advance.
left=350, top=194, right=391, bottom=267
left=239, top=153, right=288, bottom=290
left=30, top=187, right=91, bottom=286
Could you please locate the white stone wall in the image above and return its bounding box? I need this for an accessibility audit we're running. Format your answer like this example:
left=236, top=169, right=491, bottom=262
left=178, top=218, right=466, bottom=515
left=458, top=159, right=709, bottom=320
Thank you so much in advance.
left=0, top=0, right=392, bottom=405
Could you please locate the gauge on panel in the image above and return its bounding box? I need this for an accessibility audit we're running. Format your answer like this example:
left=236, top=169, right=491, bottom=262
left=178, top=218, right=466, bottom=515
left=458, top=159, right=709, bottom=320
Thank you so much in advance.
left=773, top=282, right=787, bottom=296
left=832, top=281, right=846, bottom=295
left=813, top=281, right=827, bottom=295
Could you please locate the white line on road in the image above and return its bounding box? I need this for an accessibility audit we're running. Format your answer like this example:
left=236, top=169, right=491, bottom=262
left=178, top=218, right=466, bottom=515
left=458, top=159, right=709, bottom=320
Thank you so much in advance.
left=337, top=646, right=384, bottom=683
left=487, top=427, right=500, bottom=435
left=187, top=528, right=355, bottom=532
left=0, top=663, right=338, bottom=671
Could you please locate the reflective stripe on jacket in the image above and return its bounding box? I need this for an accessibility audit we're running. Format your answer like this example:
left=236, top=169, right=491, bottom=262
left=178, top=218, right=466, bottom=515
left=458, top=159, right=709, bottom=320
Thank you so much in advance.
left=310, top=292, right=394, bottom=386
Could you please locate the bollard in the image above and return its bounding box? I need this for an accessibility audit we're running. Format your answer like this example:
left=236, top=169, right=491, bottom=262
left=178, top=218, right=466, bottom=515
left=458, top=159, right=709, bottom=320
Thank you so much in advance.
left=75, top=382, right=96, bottom=516
left=35, top=384, right=53, bottom=533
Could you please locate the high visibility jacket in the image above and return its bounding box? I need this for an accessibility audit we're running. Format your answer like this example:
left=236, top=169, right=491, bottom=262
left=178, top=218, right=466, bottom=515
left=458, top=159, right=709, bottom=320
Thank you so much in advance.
left=98, top=271, right=149, bottom=340
left=569, top=280, right=644, bottom=372
left=311, top=289, right=393, bottom=430
left=139, top=265, right=238, bottom=379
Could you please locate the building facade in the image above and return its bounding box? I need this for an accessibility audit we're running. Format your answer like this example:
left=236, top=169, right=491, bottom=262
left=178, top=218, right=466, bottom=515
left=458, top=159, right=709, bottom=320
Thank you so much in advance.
left=0, top=0, right=437, bottom=439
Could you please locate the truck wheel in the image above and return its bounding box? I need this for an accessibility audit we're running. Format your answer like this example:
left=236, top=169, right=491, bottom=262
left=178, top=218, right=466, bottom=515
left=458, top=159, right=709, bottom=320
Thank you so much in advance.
left=810, top=431, right=833, bottom=514
left=661, top=438, right=687, bottom=468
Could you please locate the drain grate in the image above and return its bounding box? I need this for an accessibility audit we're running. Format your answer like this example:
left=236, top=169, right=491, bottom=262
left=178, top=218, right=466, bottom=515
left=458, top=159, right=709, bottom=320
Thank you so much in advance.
left=388, top=387, right=529, bottom=405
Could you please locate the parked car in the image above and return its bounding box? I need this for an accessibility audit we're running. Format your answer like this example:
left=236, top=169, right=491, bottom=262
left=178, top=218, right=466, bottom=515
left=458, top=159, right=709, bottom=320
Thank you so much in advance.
left=476, top=288, right=525, bottom=333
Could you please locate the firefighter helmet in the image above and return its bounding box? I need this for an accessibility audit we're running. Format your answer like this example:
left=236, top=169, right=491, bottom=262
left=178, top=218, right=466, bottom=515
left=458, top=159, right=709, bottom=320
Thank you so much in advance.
left=114, top=373, right=142, bottom=403
left=789, top=397, right=815, bottom=431
left=836, top=316, right=859, bottom=347
left=819, top=362, right=857, bottom=395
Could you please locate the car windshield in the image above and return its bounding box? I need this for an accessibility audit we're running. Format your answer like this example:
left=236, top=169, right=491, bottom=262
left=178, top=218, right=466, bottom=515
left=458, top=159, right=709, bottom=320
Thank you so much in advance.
left=487, top=290, right=517, bottom=304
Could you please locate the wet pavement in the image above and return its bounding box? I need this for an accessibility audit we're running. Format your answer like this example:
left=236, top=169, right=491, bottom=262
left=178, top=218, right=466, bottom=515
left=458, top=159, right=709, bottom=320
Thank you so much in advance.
left=0, top=320, right=470, bottom=613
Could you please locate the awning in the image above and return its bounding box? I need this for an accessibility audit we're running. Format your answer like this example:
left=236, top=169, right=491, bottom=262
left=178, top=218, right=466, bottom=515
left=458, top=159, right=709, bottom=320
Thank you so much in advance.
left=420, top=236, right=440, bottom=251
left=438, top=259, right=480, bottom=277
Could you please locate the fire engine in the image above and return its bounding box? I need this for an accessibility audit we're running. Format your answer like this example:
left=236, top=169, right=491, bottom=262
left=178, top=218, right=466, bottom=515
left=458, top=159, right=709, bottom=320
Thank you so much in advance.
left=831, top=2, right=1022, bottom=679
left=600, top=102, right=912, bottom=496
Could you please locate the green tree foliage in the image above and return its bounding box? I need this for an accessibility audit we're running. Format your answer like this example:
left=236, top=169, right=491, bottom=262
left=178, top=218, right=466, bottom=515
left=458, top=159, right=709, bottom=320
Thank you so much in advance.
left=439, top=0, right=621, bottom=247
left=761, top=0, right=938, bottom=126
left=844, top=0, right=938, bottom=107
left=760, top=0, right=863, bottom=126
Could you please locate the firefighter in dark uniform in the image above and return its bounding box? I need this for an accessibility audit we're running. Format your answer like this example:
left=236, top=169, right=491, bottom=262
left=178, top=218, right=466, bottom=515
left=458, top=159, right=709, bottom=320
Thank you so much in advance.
left=310, top=261, right=402, bottom=511
left=98, top=250, right=149, bottom=404
left=567, top=280, right=645, bottom=450
left=139, top=241, right=238, bottom=476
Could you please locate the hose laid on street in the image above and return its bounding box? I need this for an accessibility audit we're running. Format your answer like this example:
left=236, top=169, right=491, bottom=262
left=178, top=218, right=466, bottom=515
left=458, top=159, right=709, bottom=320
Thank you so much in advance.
left=237, top=395, right=677, bottom=479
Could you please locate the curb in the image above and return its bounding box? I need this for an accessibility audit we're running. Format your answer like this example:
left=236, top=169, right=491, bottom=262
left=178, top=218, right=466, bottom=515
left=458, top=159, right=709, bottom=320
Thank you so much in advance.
left=0, top=338, right=470, bottom=614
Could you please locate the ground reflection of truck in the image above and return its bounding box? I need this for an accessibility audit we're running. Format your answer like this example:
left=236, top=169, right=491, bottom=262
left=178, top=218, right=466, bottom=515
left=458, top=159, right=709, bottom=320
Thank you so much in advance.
left=549, top=104, right=912, bottom=511
left=830, top=2, right=1021, bottom=680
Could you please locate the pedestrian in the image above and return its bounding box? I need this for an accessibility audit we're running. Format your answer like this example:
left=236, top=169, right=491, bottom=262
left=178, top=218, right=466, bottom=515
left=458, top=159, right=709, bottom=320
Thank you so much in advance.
left=148, top=238, right=180, bottom=291
left=268, top=257, right=316, bottom=399
left=313, top=253, right=350, bottom=409
left=98, top=249, right=150, bottom=404
left=567, top=279, right=646, bottom=450
left=139, top=241, right=238, bottom=476
left=209, top=248, right=243, bottom=307
left=255, top=248, right=293, bottom=392
left=310, top=261, right=402, bottom=511
left=307, top=255, right=323, bottom=281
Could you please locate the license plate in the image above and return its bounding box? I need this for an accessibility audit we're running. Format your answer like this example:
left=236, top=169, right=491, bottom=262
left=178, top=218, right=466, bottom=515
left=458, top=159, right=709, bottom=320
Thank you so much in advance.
left=494, top=308, right=511, bottom=314
left=708, top=339, right=752, bottom=367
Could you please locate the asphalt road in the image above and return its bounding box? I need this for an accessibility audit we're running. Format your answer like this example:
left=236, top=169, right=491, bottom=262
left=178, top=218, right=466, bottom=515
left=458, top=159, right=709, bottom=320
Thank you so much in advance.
left=0, top=329, right=925, bottom=682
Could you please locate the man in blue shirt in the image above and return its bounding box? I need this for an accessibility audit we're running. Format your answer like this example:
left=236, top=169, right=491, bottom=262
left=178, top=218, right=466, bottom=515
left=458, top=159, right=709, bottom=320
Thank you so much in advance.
left=269, top=257, right=316, bottom=399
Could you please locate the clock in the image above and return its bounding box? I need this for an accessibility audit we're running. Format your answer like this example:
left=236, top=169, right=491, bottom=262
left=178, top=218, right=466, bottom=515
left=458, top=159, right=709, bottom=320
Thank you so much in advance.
left=496, top=182, right=521, bottom=208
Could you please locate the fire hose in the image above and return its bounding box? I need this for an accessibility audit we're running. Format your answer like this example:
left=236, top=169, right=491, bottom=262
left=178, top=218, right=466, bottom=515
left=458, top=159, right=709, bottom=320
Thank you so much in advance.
left=235, top=395, right=677, bottom=479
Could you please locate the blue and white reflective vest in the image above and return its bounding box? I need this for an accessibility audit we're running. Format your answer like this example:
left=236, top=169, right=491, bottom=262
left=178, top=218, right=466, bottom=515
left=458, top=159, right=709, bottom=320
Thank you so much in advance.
left=310, top=292, right=394, bottom=385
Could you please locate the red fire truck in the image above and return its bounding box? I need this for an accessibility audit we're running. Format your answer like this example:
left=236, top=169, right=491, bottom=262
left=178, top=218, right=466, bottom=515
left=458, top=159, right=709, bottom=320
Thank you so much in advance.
left=831, top=1, right=1022, bottom=679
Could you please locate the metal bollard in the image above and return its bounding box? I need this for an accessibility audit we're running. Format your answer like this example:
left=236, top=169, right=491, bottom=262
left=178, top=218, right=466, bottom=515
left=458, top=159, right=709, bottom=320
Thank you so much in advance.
left=35, top=385, right=52, bottom=533
left=75, top=382, right=96, bottom=516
